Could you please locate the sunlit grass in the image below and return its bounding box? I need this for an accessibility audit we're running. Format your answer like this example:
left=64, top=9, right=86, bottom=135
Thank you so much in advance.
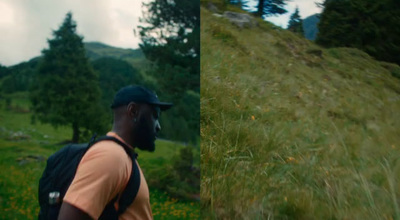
left=201, top=6, right=400, bottom=219
left=151, top=190, right=200, bottom=219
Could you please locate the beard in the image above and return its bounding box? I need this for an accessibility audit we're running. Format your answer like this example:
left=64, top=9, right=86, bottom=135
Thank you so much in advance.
left=133, top=117, right=156, bottom=152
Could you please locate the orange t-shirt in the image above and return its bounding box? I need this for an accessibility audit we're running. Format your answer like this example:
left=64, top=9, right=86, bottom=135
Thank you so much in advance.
left=63, top=132, right=153, bottom=220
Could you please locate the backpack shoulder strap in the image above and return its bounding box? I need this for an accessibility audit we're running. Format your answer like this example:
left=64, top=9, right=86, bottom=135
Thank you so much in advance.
left=117, top=152, right=140, bottom=214
left=93, top=136, right=141, bottom=215
left=92, top=136, right=137, bottom=157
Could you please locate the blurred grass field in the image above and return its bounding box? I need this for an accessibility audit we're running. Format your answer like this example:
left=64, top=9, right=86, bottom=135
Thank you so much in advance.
left=200, top=6, right=400, bottom=219
left=0, top=92, right=199, bottom=220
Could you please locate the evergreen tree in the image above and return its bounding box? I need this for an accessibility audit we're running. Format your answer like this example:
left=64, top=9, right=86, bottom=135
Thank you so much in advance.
left=316, top=0, right=400, bottom=65
left=2, top=59, right=39, bottom=93
left=287, top=7, right=304, bottom=35
left=92, top=57, right=145, bottom=125
left=138, top=0, right=200, bottom=144
left=138, top=0, right=199, bottom=96
left=229, top=0, right=250, bottom=11
left=256, top=0, right=288, bottom=18
left=30, top=12, right=105, bottom=143
left=0, top=64, right=9, bottom=79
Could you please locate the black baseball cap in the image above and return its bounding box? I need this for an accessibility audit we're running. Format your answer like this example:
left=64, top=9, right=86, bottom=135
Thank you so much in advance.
left=111, top=85, right=173, bottom=111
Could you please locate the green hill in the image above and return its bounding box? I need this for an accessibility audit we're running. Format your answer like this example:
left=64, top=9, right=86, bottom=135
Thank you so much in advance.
left=84, top=42, right=149, bottom=73
left=84, top=42, right=144, bottom=62
left=0, top=42, right=148, bottom=94
left=201, top=6, right=400, bottom=219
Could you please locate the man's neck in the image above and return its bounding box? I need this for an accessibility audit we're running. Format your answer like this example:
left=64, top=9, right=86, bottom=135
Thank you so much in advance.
left=111, top=127, right=134, bottom=148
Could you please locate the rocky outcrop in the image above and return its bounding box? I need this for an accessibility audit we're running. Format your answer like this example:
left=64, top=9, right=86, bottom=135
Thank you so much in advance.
left=223, top=11, right=257, bottom=29
left=17, top=155, right=46, bottom=165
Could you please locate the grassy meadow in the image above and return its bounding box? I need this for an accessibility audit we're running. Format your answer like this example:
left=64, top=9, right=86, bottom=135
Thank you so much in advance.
left=0, top=92, right=199, bottom=219
left=200, top=6, right=400, bottom=219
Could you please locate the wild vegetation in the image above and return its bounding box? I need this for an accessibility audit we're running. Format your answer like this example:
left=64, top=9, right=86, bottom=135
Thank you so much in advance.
left=201, top=5, right=400, bottom=219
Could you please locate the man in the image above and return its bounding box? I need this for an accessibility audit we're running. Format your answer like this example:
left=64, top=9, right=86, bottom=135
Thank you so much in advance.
left=58, top=85, right=172, bottom=220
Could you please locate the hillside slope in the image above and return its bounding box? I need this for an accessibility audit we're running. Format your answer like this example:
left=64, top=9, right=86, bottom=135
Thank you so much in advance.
left=84, top=42, right=150, bottom=74
left=303, top=13, right=319, bottom=41
left=0, top=42, right=149, bottom=94
left=84, top=42, right=144, bottom=61
left=201, top=7, right=400, bottom=219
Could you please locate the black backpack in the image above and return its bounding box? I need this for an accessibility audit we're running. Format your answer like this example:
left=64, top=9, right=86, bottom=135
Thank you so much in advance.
left=38, top=135, right=141, bottom=220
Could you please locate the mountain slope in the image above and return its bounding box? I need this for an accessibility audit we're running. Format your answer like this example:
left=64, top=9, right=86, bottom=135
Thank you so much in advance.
left=201, top=6, right=400, bottom=219
left=84, top=42, right=144, bottom=61
left=303, top=13, right=319, bottom=40
left=84, top=42, right=150, bottom=79
left=1, top=42, right=149, bottom=93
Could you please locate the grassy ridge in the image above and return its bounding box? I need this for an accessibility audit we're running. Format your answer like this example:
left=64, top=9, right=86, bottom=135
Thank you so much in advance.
left=84, top=42, right=151, bottom=81
left=201, top=7, right=400, bottom=219
left=0, top=93, right=199, bottom=219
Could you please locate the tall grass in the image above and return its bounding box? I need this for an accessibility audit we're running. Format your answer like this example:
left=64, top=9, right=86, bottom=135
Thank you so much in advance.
left=201, top=6, right=400, bottom=219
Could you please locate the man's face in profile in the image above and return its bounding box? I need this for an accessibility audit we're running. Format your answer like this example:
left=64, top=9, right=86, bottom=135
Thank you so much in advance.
left=134, top=104, right=160, bottom=152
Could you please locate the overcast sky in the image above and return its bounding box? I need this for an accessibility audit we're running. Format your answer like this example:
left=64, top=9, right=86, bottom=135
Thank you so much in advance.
left=264, top=0, right=323, bottom=28
left=0, top=0, right=322, bottom=67
left=245, top=0, right=323, bottom=28
left=0, top=0, right=145, bottom=66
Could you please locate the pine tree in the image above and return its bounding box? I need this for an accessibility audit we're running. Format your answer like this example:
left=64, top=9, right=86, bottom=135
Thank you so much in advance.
left=138, top=0, right=200, bottom=144
left=138, top=0, right=199, bottom=96
left=316, top=0, right=400, bottom=65
left=30, top=12, right=105, bottom=143
left=256, top=0, right=288, bottom=18
left=287, top=7, right=304, bottom=35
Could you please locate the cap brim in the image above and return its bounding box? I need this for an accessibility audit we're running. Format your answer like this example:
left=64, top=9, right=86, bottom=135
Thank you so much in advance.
left=152, top=101, right=173, bottom=111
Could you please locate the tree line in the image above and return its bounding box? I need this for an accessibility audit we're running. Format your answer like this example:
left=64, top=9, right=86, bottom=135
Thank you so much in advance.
left=316, top=0, right=400, bottom=66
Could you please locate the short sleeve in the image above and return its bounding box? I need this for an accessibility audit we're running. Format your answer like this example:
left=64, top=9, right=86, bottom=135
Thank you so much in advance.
left=63, top=141, right=131, bottom=219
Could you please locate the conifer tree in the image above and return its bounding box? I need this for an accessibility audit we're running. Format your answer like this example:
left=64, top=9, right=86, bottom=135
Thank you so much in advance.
left=316, top=0, right=400, bottom=65
left=256, top=0, right=288, bottom=18
left=287, top=7, right=304, bottom=35
left=139, top=0, right=199, bottom=96
left=30, top=12, right=105, bottom=143
left=138, top=0, right=200, bottom=144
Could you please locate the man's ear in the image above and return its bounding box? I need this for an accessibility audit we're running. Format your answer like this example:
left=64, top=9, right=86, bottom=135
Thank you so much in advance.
left=127, top=102, right=139, bottom=118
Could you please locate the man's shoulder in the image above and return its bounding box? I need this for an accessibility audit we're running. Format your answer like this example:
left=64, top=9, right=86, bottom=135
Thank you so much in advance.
left=63, top=139, right=133, bottom=220
left=82, top=140, right=131, bottom=165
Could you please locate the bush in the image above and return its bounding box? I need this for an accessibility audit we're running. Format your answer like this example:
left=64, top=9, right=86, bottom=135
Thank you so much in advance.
left=147, top=146, right=200, bottom=201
